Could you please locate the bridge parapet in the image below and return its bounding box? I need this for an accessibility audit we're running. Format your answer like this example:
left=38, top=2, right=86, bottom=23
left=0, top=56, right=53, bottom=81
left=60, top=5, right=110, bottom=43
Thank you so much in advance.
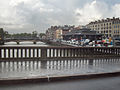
left=0, top=46, right=120, bottom=60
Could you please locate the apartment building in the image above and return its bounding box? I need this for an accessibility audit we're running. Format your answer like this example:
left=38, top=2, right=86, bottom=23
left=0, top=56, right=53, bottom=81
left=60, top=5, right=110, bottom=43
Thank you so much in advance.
left=112, top=20, right=120, bottom=38
left=46, top=25, right=74, bottom=40
left=55, top=28, right=63, bottom=40
left=87, top=17, right=120, bottom=38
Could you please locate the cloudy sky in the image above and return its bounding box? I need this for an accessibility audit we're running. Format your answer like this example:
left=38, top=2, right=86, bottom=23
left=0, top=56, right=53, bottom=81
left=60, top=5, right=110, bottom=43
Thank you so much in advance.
left=0, top=0, right=120, bottom=33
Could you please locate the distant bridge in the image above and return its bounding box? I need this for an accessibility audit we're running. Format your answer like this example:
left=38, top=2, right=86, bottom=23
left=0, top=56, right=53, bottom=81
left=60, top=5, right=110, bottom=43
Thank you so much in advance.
left=3, top=38, right=64, bottom=46
left=4, top=38, right=47, bottom=44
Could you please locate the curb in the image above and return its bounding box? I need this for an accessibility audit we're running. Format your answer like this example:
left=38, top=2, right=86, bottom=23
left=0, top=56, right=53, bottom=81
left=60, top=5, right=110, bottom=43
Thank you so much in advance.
left=0, top=72, right=120, bottom=85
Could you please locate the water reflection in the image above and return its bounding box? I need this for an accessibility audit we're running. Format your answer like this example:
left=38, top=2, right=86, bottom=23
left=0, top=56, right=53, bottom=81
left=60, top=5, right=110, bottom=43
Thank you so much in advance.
left=0, top=58, right=120, bottom=79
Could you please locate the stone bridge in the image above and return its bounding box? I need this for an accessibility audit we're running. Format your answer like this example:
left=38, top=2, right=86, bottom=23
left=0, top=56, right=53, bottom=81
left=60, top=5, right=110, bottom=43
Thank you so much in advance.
left=4, top=38, right=48, bottom=44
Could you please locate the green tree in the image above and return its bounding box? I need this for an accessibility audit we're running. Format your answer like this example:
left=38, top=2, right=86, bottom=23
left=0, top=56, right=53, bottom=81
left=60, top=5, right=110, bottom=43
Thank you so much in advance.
left=0, top=28, right=4, bottom=40
left=32, top=31, right=38, bottom=38
left=39, top=33, right=46, bottom=38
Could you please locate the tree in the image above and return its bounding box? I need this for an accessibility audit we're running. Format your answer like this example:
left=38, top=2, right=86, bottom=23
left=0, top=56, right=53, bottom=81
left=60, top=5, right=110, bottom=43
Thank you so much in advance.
left=39, top=33, right=46, bottom=38
left=32, top=31, right=38, bottom=38
left=4, top=31, right=10, bottom=38
left=0, top=28, right=4, bottom=39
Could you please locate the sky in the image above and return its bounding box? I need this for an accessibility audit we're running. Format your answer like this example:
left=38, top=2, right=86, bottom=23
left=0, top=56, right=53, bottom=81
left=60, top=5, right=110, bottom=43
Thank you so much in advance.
left=0, top=0, right=120, bottom=33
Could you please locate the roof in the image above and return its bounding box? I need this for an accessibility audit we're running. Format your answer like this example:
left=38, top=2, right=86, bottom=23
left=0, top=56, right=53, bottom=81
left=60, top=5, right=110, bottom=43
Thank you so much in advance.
left=63, top=28, right=102, bottom=36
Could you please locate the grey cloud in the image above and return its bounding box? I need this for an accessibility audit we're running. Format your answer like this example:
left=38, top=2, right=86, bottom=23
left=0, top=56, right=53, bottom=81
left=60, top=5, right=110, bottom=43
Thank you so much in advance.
left=0, top=0, right=120, bottom=33
left=13, top=0, right=77, bottom=32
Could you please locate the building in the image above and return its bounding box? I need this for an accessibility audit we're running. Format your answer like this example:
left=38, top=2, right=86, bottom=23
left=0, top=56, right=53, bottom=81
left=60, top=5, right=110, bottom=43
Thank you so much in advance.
left=87, top=17, right=120, bottom=38
left=63, top=28, right=102, bottom=41
left=112, top=20, right=120, bottom=38
left=46, top=26, right=58, bottom=40
left=55, top=28, right=63, bottom=40
left=46, top=25, right=74, bottom=40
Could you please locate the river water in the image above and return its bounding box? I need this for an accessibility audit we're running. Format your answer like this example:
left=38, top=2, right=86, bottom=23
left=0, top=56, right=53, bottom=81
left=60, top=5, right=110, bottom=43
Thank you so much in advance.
left=0, top=41, right=120, bottom=80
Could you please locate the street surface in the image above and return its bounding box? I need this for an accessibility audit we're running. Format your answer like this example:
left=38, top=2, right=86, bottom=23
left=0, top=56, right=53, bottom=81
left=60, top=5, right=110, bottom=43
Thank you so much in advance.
left=0, top=76, right=120, bottom=90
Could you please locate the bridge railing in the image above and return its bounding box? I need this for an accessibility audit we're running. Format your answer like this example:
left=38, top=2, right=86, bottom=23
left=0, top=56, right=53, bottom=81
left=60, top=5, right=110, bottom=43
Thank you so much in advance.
left=0, top=46, right=120, bottom=60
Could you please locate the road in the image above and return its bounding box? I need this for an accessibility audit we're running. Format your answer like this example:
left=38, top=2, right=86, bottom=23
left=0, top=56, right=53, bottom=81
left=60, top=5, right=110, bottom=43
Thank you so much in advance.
left=0, top=76, right=120, bottom=90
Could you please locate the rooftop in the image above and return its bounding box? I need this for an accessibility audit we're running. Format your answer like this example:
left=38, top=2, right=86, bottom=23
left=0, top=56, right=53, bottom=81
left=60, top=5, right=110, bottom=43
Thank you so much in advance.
left=88, top=17, right=120, bottom=25
left=63, top=28, right=102, bottom=36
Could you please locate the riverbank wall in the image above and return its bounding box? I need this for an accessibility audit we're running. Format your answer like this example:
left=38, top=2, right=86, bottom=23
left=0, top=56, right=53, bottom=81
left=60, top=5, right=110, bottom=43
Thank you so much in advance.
left=1, top=71, right=120, bottom=85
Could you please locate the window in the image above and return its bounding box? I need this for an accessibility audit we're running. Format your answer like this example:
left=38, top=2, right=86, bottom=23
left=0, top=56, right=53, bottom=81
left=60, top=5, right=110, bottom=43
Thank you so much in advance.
left=106, top=30, right=108, bottom=33
left=114, top=30, right=115, bottom=33
left=106, top=34, right=108, bottom=37
left=109, top=30, right=111, bottom=33
left=109, top=26, right=111, bottom=29
left=117, top=21, right=119, bottom=24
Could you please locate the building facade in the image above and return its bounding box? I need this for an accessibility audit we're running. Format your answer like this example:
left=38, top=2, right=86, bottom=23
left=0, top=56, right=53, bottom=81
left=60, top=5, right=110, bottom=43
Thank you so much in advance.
left=55, top=28, right=63, bottom=40
left=87, top=17, right=120, bottom=38
left=63, top=28, right=102, bottom=41
left=46, top=25, right=74, bottom=40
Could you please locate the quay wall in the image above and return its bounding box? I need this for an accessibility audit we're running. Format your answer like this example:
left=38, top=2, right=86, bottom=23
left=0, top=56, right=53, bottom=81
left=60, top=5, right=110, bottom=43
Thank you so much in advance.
left=1, top=71, right=120, bottom=85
